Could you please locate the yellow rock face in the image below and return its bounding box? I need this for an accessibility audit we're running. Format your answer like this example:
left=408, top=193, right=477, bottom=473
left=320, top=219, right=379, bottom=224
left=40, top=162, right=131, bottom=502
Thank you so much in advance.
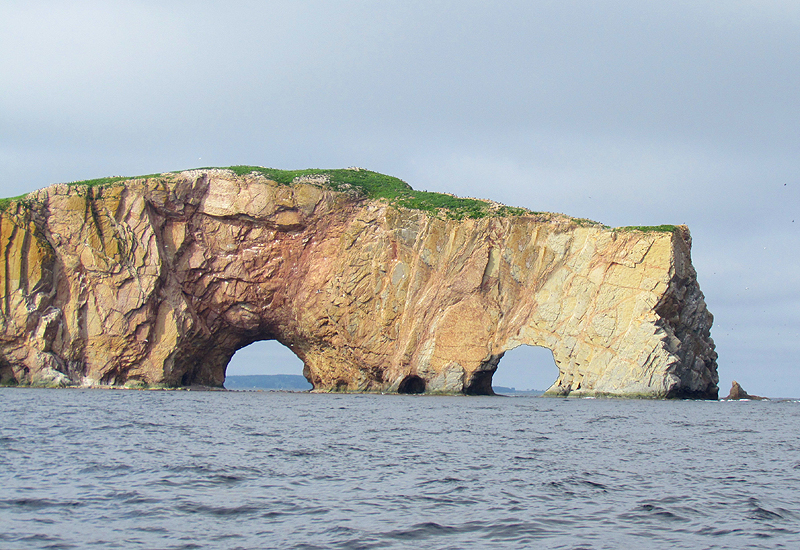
left=0, top=170, right=718, bottom=398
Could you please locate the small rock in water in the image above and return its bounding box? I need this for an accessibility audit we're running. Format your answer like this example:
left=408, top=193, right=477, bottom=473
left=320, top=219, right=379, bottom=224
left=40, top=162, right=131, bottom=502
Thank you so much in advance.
left=724, top=380, right=767, bottom=400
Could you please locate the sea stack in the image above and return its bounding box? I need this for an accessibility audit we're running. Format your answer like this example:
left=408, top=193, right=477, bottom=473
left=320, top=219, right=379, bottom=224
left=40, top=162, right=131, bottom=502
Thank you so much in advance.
left=724, top=381, right=766, bottom=400
left=0, top=168, right=718, bottom=397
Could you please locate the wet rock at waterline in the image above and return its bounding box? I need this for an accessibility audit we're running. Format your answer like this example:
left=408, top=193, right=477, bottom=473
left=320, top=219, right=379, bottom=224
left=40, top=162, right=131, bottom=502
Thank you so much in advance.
left=0, top=168, right=718, bottom=398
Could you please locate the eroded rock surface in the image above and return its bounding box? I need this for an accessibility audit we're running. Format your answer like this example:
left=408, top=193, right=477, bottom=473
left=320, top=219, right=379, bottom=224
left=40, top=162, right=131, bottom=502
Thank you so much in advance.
left=0, top=170, right=718, bottom=397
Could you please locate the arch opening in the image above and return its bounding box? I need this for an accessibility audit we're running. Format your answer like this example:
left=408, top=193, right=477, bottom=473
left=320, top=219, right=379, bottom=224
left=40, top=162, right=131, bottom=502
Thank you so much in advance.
left=223, top=339, right=311, bottom=391
left=492, top=345, right=560, bottom=395
left=397, top=375, right=426, bottom=394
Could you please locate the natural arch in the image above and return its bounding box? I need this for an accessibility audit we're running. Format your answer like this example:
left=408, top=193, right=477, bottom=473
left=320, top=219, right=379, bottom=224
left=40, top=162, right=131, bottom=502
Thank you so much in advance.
left=225, top=339, right=305, bottom=377
left=224, top=340, right=310, bottom=390
left=0, top=170, right=718, bottom=398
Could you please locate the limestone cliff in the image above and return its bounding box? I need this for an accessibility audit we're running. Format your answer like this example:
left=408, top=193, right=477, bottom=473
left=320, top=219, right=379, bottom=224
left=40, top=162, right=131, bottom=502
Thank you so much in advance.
left=0, top=168, right=718, bottom=398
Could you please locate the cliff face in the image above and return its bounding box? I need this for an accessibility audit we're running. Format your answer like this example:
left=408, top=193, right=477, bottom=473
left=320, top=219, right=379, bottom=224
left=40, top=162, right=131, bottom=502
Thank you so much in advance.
left=0, top=169, right=718, bottom=398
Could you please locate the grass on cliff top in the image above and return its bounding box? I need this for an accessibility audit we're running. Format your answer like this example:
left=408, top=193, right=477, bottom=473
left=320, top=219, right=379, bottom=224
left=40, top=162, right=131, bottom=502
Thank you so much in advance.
left=614, top=224, right=678, bottom=233
left=0, top=165, right=676, bottom=230
left=207, top=165, right=531, bottom=220
left=0, top=173, right=164, bottom=212
left=69, top=174, right=165, bottom=188
left=0, top=194, right=29, bottom=211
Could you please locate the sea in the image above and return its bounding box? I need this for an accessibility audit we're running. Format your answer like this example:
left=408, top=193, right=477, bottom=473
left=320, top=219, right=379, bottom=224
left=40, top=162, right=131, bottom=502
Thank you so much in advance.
left=2, top=389, right=800, bottom=550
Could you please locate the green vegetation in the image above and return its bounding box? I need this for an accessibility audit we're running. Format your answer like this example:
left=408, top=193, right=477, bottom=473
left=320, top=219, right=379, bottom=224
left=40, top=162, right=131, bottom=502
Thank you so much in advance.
left=497, top=206, right=532, bottom=217
left=0, top=194, right=29, bottom=212
left=221, top=166, right=412, bottom=197
left=0, top=165, right=678, bottom=229
left=68, top=173, right=165, bottom=189
left=210, top=166, right=518, bottom=220
left=573, top=217, right=605, bottom=227
left=1, top=173, right=165, bottom=212
left=614, top=224, right=677, bottom=233
left=394, top=191, right=492, bottom=220
left=69, top=175, right=139, bottom=188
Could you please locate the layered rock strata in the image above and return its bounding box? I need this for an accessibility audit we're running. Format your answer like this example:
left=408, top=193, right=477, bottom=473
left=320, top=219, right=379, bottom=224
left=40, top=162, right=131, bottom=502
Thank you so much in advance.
left=0, top=170, right=718, bottom=397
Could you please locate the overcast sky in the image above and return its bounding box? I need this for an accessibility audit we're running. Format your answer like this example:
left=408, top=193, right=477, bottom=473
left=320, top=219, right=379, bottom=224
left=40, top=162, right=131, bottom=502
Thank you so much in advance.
left=2, top=1, right=798, bottom=396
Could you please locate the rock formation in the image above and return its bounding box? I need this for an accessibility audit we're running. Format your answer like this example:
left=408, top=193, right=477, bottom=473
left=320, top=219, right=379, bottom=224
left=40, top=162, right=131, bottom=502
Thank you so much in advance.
left=724, top=381, right=766, bottom=400
left=0, top=168, right=718, bottom=398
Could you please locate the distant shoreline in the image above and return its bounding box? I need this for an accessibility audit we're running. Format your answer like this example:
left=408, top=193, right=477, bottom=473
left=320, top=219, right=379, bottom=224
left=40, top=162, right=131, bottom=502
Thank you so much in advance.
left=224, top=374, right=312, bottom=391
left=224, top=376, right=546, bottom=395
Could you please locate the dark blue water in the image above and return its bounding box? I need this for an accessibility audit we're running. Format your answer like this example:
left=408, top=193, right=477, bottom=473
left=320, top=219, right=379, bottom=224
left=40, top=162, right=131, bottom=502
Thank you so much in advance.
left=2, top=389, right=799, bottom=549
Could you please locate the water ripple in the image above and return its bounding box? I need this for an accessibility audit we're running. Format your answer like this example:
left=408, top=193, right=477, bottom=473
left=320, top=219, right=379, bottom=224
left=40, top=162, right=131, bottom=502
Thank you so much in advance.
left=2, top=389, right=800, bottom=548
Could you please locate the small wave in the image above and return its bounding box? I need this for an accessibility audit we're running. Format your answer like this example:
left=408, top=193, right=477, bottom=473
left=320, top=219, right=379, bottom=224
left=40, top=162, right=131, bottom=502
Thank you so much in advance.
left=748, top=498, right=785, bottom=521
left=174, top=503, right=262, bottom=517
left=384, top=522, right=458, bottom=540
left=164, top=464, right=258, bottom=481
left=91, top=422, right=136, bottom=431
left=284, top=449, right=322, bottom=457
left=404, top=492, right=478, bottom=506
left=545, top=475, right=609, bottom=494
left=581, top=479, right=608, bottom=491
left=131, top=420, right=165, bottom=428
left=156, top=478, right=182, bottom=487
left=167, top=464, right=214, bottom=474
left=638, top=503, right=688, bottom=522
left=17, top=533, right=77, bottom=547
left=132, top=525, right=169, bottom=534
left=1, top=497, right=85, bottom=510
left=79, top=462, right=134, bottom=474
left=696, top=526, right=745, bottom=537
left=719, top=475, right=748, bottom=483
left=244, top=431, right=278, bottom=437
left=417, top=476, right=464, bottom=486
left=544, top=480, right=575, bottom=496
left=586, top=414, right=629, bottom=423
left=670, top=420, right=695, bottom=427
left=617, top=502, right=690, bottom=524
left=208, top=474, right=245, bottom=484
left=480, top=519, right=558, bottom=542
left=313, top=526, right=386, bottom=550
left=123, top=495, right=159, bottom=505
